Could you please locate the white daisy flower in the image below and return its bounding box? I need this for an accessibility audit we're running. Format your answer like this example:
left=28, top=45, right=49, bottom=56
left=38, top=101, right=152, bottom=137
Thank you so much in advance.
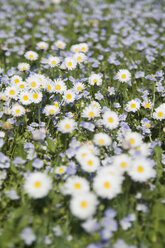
left=45, top=81, right=55, bottom=93
left=0, top=92, right=8, bottom=101
left=54, top=79, right=66, bottom=94
left=73, top=82, right=85, bottom=93
left=93, top=133, right=111, bottom=147
left=128, top=158, right=156, bottom=182
left=61, top=176, right=90, bottom=196
left=63, top=90, right=76, bottom=103
left=70, top=44, right=80, bottom=53
left=93, top=173, right=122, bottom=199
left=153, top=104, right=165, bottom=120
left=48, top=56, right=60, bottom=68
left=112, top=154, right=131, bottom=173
left=126, top=99, right=141, bottom=112
left=24, top=172, right=52, bottom=199
left=11, top=75, right=22, bottom=85
left=102, top=110, right=119, bottom=129
left=89, top=73, right=102, bottom=86
left=36, top=41, right=49, bottom=50
left=19, top=91, right=32, bottom=105
left=26, top=75, right=41, bottom=90
left=79, top=154, right=100, bottom=173
left=79, top=43, right=89, bottom=53
left=73, top=52, right=87, bottom=64
left=18, top=63, right=30, bottom=71
left=70, top=192, right=98, bottom=219
left=75, top=146, right=93, bottom=162
left=58, top=117, right=77, bottom=133
left=17, top=81, right=28, bottom=91
left=55, top=40, right=66, bottom=49
left=123, top=132, right=143, bottom=148
left=55, top=166, right=67, bottom=175
left=64, top=57, right=77, bottom=70
left=24, top=51, right=38, bottom=61
left=31, top=91, right=43, bottom=104
left=43, top=105, right=59, bottom=116
left=11, top=104, right=25, bottom=117
left=116, top=69, right=131, bottom=83
left=5, top=86, right=18, bottom=99
left=81, top=105, right=100, bottom=119
left=142, top=100, right=152, bottom=109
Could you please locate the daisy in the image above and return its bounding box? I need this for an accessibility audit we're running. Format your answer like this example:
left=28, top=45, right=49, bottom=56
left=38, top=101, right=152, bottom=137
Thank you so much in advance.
left=19, top=91, right=32, bottom=105
left=11, top=75, right=22, bottom=85
left=142, top=100, right=152, bottom=109
left=79, top=154, right=100, bottom=173
left=70, top=44, right=80, bottom=53
left=36, top=41, right=48, bottom=50
left=93, top=173, right=122, bottom=199
left=17, top=81, right=27, bottom=91
left=73, top=52, right=87, bottom=64
left=11, top=104, right=25, bottom=117
left=64, top=57, right=77, bottom=70
left=55, top=40, right=66, bottom=49
left=24, top=172, right=52, bottom=199
left=153, top=104, right=165, bottom=120
left=18, top=63, right=30, bottom=72
left=93, top=133, right=111, bottom=147
left=112, top=154, right=131, bottom=173
left=26, top=75, right=41, bottom=90
left=63, top=90, right=76, bottom=103
left=123, top=132, right=143, bottom=148
left=54, top=79, right=66, bottom=94
left=43, top=105, right=59, bottom=116
left=79, top=43, right=89, bottom=53
left=126, top=99, right=141, bottom=112
left=116, top=69, right=131, bottom=83
left=81, top=105, right=100, bottom=119
left=90, top=101, right=101, bottom=110
left=45, top=81, right=55, bottom=93
left=48, top=56, right=60, bottom=68
left=5, top=86, right=18, bottom=99
left=24, top=51, right=38, bottom=61
left=55, top=166, right=67, bottom=175
left=102, top=110, right=119, bottom=129
left=75, top=146, right=93, bottom=162
left=128, top=158, right=156, bottom=182
left=70, top=192, right=98, bottom=219
left=61, top=176, right=90, bottom=196
left=31, top=91, right=43, bottom=104
left=73, top=82, right=85, bottom=93
left=89, top=73, right=102, bottom=86
left=0, top=92, right=8, bottom=101
left=58, top=117, right=77, bottom=133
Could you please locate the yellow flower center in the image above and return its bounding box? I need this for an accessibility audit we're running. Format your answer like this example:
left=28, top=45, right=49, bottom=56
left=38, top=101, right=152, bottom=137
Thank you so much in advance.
left=137, top=166, right=144, bottom=173
left=104, top=181, right=111, bottom=188
left=55, top=84, right=61, bottom=90
left=22, top=66, right=26, bottom=70
left=49, top=109, right=55, bottom=114
left=33, top=93, right=38, bottom=99
left=81, top=200, right=88, bottom=208
left=74, top=183, right=81, bottom=189
left=145, top=103, right=150, bottom=108
left=131, top=103, right=136, bottom=108
left=19, top=84, right=25, bottom=88
left=89, top=111, right=94, bottom=117
left=65, top=124, right=71, bottom=129
left=29, top=54, right=34, bottom=58
left=47, top=85, right=51, bottom=90
left=81, top=47, right=86, bottom=51
left=77, top=56, right=82, bottom=61
left=87, top=160, right=93, bottom=166
left=99, top=138, right=105, bottom=145
left=68, top=61, right=72, bottom=66
left=54, top=103, right=59, bottom=107
left=15, top=109, right=20, bottom=114
left=58, top=168, right=64, bottom=172
left=122, top=74, right=126, bottom=79
left=81, top=153, right=86, bottom=157
left=9, top=89, right=15, bottom=95
left=51, top=60, right=56, bottom=65
left=66, top=93, right=72, bottom=99
left=93, top=78, right=97, bottom=83
left=120, top=161, right=127, bottom=168
left=23, top=95, right=28, bottom=100
left=145, top=123, right=151, bottom=127
left=77, top=86, right=82, bottom=91
left=158, top=112, right=163, bottom=117
left=108, top=117, right=114, bottom=123
left=14, top=79, right=19, bottom=83
left=34, top=180, right=42, bottom=188
left=31, top=81, right=36, bottom=87
left=129, top=138, right=135, bottom=144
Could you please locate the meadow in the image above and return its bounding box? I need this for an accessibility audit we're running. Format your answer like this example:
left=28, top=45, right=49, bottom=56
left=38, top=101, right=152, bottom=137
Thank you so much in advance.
left=0, top=0, right=165, bottom=247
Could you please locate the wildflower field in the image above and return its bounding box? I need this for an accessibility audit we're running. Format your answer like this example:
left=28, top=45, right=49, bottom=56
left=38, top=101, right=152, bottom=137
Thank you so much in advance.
left=0, top=0, right=165, bottom=247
